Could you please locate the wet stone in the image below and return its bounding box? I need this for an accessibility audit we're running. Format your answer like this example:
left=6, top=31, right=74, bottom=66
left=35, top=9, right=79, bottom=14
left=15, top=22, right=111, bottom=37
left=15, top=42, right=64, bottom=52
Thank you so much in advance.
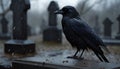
left=4, top=40, right=35, bottom=55
left=11, top=50, right=120, bottom=69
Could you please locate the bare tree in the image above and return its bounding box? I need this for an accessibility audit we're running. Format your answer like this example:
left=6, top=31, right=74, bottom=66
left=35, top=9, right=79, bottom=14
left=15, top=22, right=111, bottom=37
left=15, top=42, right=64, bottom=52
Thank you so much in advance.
left=0, top=0, right=10, bottom=16
left=76, top=0, right=102, bottom=16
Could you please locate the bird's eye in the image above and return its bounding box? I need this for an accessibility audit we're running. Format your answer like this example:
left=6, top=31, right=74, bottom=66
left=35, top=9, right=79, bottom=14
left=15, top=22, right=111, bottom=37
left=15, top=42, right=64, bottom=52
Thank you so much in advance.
left=63, top=8, right=69, bottom=12
left=61, top=7, right=73, bottom=15
left=63, top=8, right=72, bottom=13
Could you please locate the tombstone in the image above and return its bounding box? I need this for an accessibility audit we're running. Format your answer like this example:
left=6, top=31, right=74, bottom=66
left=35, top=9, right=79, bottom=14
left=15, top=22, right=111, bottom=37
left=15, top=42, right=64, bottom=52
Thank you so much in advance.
left=43, top=1, right=62, bottom=43
left=115, top=15, right=120, bottom=39
left=27, top=25, right=32, bottom=36
left=0, top=16, right=11, bottom=39
left=103, top=18, right=113, bottom=39
left=93, top=15, right=101, bottom=35
left=4, top=0, right=35, bottom=55
left=1, top=16, right=8, bottom=34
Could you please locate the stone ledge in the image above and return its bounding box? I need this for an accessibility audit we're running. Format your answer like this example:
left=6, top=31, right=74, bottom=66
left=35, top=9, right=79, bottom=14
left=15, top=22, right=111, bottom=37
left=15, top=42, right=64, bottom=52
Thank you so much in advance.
left=11, top=56, right=120, bottom=69
left=103, top=39, right=120, bottom=45
left=4, top=40, right=35, bottom=55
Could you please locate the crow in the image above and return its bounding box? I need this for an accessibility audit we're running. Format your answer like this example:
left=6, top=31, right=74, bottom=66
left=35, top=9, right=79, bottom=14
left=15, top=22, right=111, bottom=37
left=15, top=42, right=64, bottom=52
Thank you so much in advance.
left=55, top=6, right=109, bottom=62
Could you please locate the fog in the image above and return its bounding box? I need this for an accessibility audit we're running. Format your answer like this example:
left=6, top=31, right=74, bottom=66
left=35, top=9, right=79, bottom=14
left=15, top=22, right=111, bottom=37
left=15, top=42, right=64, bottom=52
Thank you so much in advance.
left=0, top=0, right=120, bottom=36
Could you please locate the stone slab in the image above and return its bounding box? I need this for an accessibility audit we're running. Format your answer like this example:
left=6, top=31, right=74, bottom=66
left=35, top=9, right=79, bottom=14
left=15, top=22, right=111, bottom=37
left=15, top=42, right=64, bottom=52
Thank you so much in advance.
left=12, top=54, right=120, bottom=69
left=103, top=39, right=120, bottom=45
left=4, top=40, right=35, bottom=55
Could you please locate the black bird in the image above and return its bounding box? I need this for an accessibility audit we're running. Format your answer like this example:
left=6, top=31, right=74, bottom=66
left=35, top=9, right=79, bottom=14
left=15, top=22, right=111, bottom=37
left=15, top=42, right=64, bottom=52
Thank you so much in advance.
left=55, top=6, right=109, bottom=62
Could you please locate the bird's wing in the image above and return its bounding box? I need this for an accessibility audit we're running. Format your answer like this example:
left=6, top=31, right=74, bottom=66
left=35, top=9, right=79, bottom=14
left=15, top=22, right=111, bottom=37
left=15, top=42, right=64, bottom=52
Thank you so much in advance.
left=69, top=18, right=106, bottom=50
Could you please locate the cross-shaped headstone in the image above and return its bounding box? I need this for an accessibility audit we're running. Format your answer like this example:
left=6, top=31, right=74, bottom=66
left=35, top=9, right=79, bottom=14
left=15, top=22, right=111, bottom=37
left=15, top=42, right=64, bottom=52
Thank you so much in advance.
left=4, top=0, right=35, bottom=55
left=10, top=0, right=30, bottom=40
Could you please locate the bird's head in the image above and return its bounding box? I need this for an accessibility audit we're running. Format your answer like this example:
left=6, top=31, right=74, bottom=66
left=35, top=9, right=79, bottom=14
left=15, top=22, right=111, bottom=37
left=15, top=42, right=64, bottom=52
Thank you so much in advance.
left=55, top=6, right=79, bottom=18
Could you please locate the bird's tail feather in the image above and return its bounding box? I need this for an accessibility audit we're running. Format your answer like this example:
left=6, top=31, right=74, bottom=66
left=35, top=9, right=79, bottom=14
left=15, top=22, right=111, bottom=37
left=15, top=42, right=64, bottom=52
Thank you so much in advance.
left=94, top=52, right=103, bottom=62
left=94, top=52, right=109, bottom=63
left=102, top=46, right=110, bottom=53
left=99, top=53, right=109, bottom=63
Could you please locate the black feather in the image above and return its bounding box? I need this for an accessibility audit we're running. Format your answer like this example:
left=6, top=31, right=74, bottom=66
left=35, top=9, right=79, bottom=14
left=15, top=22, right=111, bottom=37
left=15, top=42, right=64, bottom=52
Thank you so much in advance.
left=56, top=6, right=109, bottom=62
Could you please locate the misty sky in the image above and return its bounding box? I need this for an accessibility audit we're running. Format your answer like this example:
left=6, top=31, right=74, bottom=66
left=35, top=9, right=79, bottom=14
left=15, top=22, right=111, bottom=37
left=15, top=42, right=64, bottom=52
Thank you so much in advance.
left=0, top=0, right=118, bottom=14
left=30, top=0, right=118, bottom=14
left=30, top=0, right=79, bottom=13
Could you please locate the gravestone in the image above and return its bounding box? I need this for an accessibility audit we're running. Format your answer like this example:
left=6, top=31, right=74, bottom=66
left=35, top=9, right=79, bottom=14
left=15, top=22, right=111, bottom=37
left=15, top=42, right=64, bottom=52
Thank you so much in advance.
left=27, top=25, right=31, bottom=36
left=4, top=0, right=35, bottom=55
left=103, top=18, right=113, bottom=39
left=94, top=15, right=100, bottom=35
left=1, top=16, right=8, bottom=34
left=115, top=15, right=120, bottom=39
left=0, top=16, right=11, bottom=39
left=43, top=1, right=62, bottom=43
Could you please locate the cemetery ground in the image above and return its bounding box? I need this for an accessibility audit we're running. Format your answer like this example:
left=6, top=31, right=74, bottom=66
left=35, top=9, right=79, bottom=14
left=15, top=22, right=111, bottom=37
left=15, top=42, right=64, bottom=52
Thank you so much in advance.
left=0, top=35, right=120, bottom=69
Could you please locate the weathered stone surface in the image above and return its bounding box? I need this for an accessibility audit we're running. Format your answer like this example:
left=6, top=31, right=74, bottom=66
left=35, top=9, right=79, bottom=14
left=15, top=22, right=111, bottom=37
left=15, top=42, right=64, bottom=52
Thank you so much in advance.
left=1, top=16, right=8, bottom=34
left=5, top=40, right=35, bottom=55
left=43, top=1, right=62, bottom=43
left=115, top=15, right=120, bottom=39
left=4, top=0, right=35, bottom=55
left=11, top=51, right=120, bottom=69
left=0, top=16, right=11, bottom=40
left=103, top=18, right=113, bottom=39
left=43, top=27, right=62, bottom=43
left=10, top=0, right=30, bottom=40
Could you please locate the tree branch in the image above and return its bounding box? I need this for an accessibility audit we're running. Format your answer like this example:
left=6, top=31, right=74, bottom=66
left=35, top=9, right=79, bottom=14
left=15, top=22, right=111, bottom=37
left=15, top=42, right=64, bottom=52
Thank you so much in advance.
left=0, top=0, right=10, bottom=16
left=79, top=0, right=89, bottom=15
left=77, top=0, right=102, bottom=16
left=82, top=0, right=102, bottom=15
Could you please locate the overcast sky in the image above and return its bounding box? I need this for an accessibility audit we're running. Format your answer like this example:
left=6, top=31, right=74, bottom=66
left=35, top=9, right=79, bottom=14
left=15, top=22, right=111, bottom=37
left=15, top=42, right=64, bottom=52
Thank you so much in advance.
left=0, top=0, right=118, bottom=14
left=30, top=0, right=79, bottom=13
left=30, top=0, right=118, bottom=13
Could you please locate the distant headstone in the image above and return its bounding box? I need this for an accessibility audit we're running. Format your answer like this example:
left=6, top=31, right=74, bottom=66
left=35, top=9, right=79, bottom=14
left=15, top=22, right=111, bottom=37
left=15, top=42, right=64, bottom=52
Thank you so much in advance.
left=93, top=15, right=100, bottom=35
left=27, top=25, right=32, bottom=36
left=4, top=0, right=35, bottom=55
left=0, top=16, right=11, bottom=40
left=115, top=15, right=120, bottom=39
left=1, top=16, right=8, bottom=34
left=10, top=0, right=30, bottom=40
left=103, top=18, right=113, bottom=39
left=43, top=1, right=62, bottom=43
left=48, top=1, right=58, bottom=26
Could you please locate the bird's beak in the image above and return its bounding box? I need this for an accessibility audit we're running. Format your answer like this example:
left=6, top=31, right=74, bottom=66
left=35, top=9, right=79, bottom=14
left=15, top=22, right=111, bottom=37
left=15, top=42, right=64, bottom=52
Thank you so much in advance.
left=54, top=10, right=63, bottom=14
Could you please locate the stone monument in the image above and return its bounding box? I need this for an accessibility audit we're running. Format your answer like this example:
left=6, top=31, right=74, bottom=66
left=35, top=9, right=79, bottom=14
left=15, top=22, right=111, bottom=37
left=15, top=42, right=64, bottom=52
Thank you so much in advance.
left=4, top=0, right=35, bottom=55
left=43, top=1, right=62, bottom=43
left=0, top=15, right=10, bottom=39
left=103, top=18, right=113, bottom=39
left=115, top=15, right=120, bottom=39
